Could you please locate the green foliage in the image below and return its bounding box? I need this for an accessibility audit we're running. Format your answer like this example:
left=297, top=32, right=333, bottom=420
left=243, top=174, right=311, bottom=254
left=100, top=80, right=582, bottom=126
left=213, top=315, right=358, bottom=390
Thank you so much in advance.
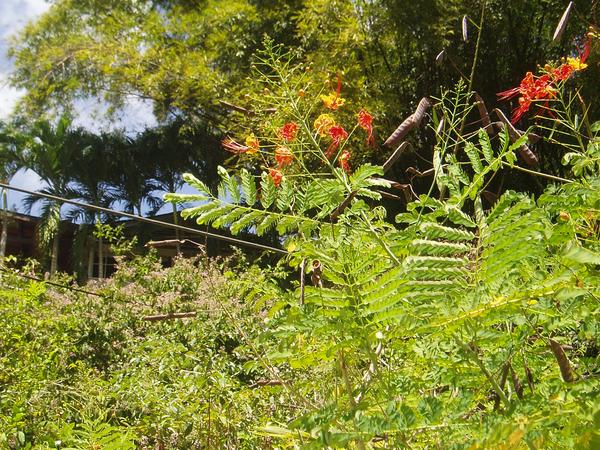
left=93, top=223, right=138, bottom=257
left=0, top=254, right=297, bottom=449
left=166, top=45, right=600, bottom=447
left=2, top=2, right=600, bottom=448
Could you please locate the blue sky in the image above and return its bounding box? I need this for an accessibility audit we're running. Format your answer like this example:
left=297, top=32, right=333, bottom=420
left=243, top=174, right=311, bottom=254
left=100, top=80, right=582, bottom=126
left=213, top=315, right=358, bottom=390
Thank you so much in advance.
left=0, top=0, right=178, bottom=216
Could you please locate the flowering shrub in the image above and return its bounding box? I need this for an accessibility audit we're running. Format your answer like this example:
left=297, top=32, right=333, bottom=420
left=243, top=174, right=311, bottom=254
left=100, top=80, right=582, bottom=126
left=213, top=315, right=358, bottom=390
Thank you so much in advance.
left=168, top=30, right=600, bottom=448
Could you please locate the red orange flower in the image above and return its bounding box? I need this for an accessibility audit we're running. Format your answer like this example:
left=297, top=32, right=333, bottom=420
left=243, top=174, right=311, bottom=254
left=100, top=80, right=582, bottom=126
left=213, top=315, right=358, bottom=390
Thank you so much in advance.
left=358, top=108, right=374, bottom=146
left=338, top=150, right=351, bottom=173
left=326, top=125, right=348, bottom=159
left=278, top=122, right=299, bottom=142
left=269, top=168, right=283, bottom=187
left=498, top=35, right=594, bottom=123
left=552, top=63, right=576, bottom=81
left=497, top=72, right=555, bottom=123
left=275, top=146, right=293, bottom=167
left=321, top=92, right=346, bottom=110
left=314, top=113, right=336, bottom=137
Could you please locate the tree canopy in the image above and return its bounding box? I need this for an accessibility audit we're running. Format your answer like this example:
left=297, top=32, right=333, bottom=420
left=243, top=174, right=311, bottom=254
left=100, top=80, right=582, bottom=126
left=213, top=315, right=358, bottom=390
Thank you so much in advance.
left=9, top=1, right=596, bottom=131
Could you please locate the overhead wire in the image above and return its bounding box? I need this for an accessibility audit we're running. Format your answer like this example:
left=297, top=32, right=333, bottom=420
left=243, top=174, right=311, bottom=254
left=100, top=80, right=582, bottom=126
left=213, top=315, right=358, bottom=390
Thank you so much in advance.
left=0, top=182, right=288, bottom=255
left=0, top=266, right=104, bottom=297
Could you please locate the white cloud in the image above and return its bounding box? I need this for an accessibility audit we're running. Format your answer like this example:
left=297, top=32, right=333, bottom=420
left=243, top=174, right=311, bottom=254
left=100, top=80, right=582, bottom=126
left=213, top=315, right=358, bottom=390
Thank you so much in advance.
left=0, top=75, right=24, bottom=119
left=72, top=95, right=157, bottom=134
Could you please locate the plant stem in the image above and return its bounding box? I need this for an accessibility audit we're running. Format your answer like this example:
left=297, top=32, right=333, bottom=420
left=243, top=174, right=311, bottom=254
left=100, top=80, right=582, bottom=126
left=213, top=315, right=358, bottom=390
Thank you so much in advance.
left=505, top=163, right=573, bottom=183
left=458, top=339, right=511, bottom=409
left=338, top=350, right=367, bottom=450
left=467, top=1, right=486, bottom=95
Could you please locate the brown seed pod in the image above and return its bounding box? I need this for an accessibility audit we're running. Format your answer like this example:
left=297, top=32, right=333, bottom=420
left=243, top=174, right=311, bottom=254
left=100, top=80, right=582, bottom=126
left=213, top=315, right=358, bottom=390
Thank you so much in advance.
left=510, top=366, right=524, bottom=400
left=494, top=109, right=539, bottom=166
left=384, top=98, right=431, bottom=148
left=553, top=1, right=574, bottom=43
left=549, top=339, right=576, bottom=383
left=311, top=260, right=323, bottom=288
left=474, top=93, right=492, bottom=134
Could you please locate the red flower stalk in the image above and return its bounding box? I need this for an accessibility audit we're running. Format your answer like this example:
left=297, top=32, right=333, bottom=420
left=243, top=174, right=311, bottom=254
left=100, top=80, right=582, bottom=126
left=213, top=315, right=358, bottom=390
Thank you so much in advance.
left=580, top=35, right=592, bottom=64
left=320, top=74, right=345, bottom=110
left=275, top=146, right=293, bottom=167
left=358, top=108, right=375, bottom=146
left=338, top=150, right=351, bottom=173
left=221, top=137, right=250, bottom=154
left=269, top=168, right=283, bottom=187
left=497, top=72, right=555, bottom=123
left=326, top=125, right=348, bottom=159
left=278, top=122, right=299, bottom=142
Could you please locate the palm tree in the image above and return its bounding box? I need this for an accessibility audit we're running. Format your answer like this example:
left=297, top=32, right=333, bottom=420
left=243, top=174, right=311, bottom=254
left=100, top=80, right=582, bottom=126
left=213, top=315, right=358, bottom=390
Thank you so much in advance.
left=67, top=130, right=115, bottom=279
left=106, top=131, right=163, bottom=217
left=138, top=121, right=196, bottom=253
left=21, top=115, right=78, bottom=275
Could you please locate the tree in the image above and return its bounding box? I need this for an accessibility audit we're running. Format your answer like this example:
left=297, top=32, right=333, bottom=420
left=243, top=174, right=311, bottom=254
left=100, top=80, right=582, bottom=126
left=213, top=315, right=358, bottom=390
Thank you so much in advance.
left=7, top=0, right=596, bottom=195
left=20, top=115, right=79, bottom=274
left=7, top=0, right=302, bottom=123
left=103, top=132, right=163, bottom=217
left=67, top=130, right=115, bottom=279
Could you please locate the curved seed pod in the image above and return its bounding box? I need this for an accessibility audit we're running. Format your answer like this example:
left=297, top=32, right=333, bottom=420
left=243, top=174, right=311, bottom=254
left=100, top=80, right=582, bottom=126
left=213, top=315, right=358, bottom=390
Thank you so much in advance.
left=524, top=132, right=541, bottom=144
left=549, top=339, right=576, bottom=383
left=493, top=362, right=510, bottom=411
left=553, top=2, right=574, bottom=42
left=330, top=190, right=357, bottom=221
left=523, top=353, right=535, bottom=394
left=494, top=109, right=539, bottom=166
left=510, top=366, right=524, bottom=400
left=474, top=93, right=492, bottom=135
left=384, top=115, right=417, bottom=148
left=384, top=98, right=431, bottom=148
left=414, top=97, right=432, bottom=126
left=435, top=117, right=445, bottom=135
left=462, top=15, right=469, bottom=42
left=482, top=190, right=498, bottom=204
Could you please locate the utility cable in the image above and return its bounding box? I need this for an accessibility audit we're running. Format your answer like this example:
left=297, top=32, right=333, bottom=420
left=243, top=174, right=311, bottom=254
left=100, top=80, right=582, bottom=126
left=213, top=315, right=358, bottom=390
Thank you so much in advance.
left=0, top=266, right=103, bottom=297
left=0, top=182, right=288, bottom=255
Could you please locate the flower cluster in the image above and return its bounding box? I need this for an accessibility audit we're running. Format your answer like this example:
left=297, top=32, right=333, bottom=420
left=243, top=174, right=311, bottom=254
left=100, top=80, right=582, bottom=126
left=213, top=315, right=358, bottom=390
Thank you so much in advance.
left=497, top=36, right=592, bottom=123
left=221, top=76, right=377, bottom=185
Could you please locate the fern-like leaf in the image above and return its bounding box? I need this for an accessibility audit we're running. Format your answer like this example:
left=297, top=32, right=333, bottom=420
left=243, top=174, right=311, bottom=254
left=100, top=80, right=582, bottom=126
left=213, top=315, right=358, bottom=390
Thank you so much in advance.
left=240, top=168, right=257, bottom=205
left=479, top=129, right=494, bottom=164
left=465, top=142, right=483, bottom=174
left=260, top=172, right=278, bottom=209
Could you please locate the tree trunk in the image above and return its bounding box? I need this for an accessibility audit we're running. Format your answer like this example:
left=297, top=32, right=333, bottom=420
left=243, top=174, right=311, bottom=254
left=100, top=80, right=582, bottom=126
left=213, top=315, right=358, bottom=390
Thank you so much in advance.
left=0, top=187, right=8, bottom=264
left=50, top=229, right=59, bottom=275
left=87, top=241, right=95, bottom=279
left=96, top=213, right=104, bottom=278
left=172, top=201, right=181, bottom=254
left=98, top=236, right=104, bottom=278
